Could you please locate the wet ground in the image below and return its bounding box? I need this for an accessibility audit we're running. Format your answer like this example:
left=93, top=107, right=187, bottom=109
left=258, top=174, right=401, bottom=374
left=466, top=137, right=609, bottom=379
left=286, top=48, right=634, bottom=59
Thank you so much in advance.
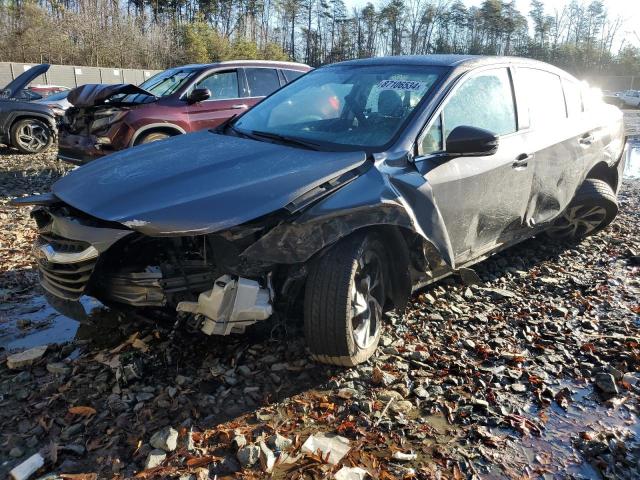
left=1, top=130, right=639, bottom=478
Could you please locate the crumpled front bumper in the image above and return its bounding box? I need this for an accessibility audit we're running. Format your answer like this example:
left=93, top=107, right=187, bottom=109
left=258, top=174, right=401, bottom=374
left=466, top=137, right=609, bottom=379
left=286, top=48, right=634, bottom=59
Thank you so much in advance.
left=34, top=234, right=100, bottom=300
left=31, top=206, right=133, bottom=301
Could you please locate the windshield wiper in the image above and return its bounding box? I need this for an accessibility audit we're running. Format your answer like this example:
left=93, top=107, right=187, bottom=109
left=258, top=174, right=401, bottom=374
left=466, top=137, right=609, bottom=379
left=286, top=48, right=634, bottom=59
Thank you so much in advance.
left=248, top=130, right=321, bottom=151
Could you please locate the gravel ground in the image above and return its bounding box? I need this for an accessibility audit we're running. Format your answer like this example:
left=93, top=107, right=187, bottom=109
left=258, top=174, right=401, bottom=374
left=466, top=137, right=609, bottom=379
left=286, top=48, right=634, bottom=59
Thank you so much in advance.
left=0, top=144, right=639, bottom=480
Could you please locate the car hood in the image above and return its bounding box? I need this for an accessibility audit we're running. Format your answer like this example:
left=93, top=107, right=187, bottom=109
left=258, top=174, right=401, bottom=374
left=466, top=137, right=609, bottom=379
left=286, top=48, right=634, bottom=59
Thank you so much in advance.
left=67, top=83, right=155, bottom=107
left=52, top=131, right=368, bottom=235
left=1, top=64, right=49, bottom=99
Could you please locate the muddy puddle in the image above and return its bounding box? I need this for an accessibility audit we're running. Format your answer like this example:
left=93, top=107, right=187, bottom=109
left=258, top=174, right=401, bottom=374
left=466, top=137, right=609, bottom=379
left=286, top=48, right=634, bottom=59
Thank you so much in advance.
left=625, top=140, right=640, bottom=179
left=497, top=381, right=639, bottom=478
left=0, top=293, right=124, bottom=351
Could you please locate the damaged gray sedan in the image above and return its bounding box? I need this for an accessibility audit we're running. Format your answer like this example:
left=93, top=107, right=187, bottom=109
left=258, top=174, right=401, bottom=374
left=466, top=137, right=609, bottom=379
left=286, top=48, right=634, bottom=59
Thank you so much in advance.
left=14, top=55, right=627, bottom=366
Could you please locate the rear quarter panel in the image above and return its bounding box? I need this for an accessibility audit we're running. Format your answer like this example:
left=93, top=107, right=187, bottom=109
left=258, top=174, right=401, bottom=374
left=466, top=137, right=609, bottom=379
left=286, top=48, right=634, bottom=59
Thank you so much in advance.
left=584, top=103, right=625, bottom=174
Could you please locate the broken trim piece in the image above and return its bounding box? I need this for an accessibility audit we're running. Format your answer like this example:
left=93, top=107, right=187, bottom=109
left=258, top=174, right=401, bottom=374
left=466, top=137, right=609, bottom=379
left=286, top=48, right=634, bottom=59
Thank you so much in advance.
left=36, top=242, right=99, bottom=264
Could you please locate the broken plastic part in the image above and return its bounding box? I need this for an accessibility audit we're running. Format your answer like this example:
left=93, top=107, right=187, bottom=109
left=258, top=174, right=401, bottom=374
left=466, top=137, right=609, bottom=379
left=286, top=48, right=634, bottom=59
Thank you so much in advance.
left=176, top=274, right=272, bottom=335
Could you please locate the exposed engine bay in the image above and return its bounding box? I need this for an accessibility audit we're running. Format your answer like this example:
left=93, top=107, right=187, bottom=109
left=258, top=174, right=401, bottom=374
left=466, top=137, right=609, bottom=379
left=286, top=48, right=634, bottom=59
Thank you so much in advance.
left=30, top=202, right=295, bottom=337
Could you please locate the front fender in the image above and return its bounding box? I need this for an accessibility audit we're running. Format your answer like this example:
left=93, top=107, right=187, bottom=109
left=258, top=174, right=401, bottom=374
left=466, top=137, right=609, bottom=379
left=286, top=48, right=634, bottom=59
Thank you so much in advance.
left=7, top=109, right=57, bottom=137
left=241, top=163, right=455, bottom=268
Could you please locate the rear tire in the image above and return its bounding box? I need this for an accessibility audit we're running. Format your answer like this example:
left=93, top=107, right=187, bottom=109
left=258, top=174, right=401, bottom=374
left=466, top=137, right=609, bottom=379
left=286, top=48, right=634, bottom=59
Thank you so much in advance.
left=10, top=118, right=53, bottom=154
left=545, top=179, right=618, bottom=241
left=304, top=233, right=388, bottom=366
left=137, top=131, right=171, bottom=145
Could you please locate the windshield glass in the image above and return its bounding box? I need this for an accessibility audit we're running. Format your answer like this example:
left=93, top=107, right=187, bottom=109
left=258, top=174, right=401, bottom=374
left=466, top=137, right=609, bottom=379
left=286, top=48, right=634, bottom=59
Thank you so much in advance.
left=40, top=90, right=68, bottom=101
left=116, top=67, right=199, bottom=104
left=233, top=64, right=446, bottom=150
left=139, top=67, right=198, bottom=96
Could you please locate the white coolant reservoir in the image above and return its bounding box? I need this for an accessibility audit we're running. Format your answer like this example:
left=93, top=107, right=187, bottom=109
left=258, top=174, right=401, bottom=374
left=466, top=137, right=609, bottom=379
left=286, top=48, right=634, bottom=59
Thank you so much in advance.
left=176, top=275, right=273, bottom=335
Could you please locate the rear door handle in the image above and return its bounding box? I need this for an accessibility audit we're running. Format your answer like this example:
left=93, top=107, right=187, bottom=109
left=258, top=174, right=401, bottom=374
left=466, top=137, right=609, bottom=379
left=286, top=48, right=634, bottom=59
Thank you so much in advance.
left=231, top=104, right=248, bottom=110
left=513, top=153, right=532, bottom=169
left=579, top=133, right=595, bottom=145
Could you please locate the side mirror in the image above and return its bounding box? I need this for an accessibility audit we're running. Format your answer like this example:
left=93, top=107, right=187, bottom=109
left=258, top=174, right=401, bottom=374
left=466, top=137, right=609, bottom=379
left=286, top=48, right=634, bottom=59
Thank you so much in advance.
left=446, top=125, right=498, bottom=157
left=187, top=88, right=211, bottom=104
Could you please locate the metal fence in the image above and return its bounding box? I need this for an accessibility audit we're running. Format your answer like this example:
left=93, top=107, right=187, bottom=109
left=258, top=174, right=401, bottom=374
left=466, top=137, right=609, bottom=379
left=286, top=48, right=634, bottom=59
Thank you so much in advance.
left=0, top=62, right=161, bottom=88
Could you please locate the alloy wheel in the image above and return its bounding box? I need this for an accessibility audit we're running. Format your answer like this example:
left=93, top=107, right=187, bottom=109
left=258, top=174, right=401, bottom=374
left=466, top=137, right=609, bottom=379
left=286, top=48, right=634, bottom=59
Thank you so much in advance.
left=16, top=121, right=49, bottom=152
left=546, top=204, right=607, bottom=239
left=351, top=251, right=384, bottom=349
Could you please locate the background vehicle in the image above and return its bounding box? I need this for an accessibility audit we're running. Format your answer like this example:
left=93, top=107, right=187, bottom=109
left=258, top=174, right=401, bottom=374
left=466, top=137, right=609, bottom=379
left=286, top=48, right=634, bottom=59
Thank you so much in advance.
left=33, top=90, right=72, bottom=117
left=57, top=60, right=311, bottom=164
left=15, top=55, right=626, bottom=367
left=27, top=84, right=70, bottom=98
left=617, top=89, right=640, bottom=108
left=0, top=64, right=57, bottom=153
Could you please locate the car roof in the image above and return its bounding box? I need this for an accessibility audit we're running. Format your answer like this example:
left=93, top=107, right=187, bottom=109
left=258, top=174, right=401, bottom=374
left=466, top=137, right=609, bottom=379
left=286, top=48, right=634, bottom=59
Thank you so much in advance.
left=332, top=54, right=570, bottom=74
left=179, top=60, right=311, bottom=70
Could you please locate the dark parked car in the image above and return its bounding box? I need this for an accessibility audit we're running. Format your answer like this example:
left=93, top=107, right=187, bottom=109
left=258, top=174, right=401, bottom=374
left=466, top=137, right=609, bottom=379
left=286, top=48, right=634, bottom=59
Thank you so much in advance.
left=15, top=55, right=627, bottom=366
left=0, top=64, right=58, bottom=153
left=58, top=60, right=311, bottom=164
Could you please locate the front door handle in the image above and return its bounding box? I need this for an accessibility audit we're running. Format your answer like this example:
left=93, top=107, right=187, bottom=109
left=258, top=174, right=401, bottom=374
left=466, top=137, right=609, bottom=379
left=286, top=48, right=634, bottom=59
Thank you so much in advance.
left=231, top=104, right=248, bottom=110
left=513, top=153, right=532, bottom=169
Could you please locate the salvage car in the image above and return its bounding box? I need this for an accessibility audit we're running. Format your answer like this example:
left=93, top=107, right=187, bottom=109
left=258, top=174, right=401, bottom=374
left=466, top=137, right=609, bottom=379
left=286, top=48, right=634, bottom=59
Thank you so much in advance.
left=33, top=89, right=73, bottom=114
left=14, top=55, right=627, bottom=366
left=0, top=64, right=58, bottom=153
left=58, top=60, right=311, bottom=164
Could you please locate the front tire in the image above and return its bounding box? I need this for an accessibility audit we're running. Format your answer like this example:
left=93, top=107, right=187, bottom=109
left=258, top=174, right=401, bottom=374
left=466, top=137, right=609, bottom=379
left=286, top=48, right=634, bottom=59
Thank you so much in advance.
left=10, top=118, right=53, bottom=154
left=304, top=233, right=388, bottom=366
left=137, top=131, right=171, bottom=145
left=546, top=179, right=618, bottom=241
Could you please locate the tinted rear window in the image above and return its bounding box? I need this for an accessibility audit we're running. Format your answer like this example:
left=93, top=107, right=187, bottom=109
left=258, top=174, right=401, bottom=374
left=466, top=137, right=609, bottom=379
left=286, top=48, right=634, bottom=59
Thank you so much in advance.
left=245, top=68, right=280, bottom=97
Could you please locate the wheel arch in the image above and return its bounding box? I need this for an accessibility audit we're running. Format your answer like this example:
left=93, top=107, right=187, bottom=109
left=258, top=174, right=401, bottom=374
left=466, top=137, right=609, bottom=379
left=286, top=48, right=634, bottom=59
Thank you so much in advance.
left=8, top=113, right=57, bottom=149
left=130, top=123, right=186, bottom=146
left=10, top=112, right=57, bottom=134
left=243, top=218, right=444, bottom=310
left=585, top=161, right=619, bottom=192
left=333, top=225, right=414, bottom=310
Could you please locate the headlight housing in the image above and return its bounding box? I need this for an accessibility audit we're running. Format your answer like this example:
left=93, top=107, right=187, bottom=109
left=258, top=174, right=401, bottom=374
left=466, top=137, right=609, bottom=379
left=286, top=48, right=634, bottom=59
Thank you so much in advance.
left=49, top=106, right=66, bottom=117
left=89, top=109, right=128, bottom=133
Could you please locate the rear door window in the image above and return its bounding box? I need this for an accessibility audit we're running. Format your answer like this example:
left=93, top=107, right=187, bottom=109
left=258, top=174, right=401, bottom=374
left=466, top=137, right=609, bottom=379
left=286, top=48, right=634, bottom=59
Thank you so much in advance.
left=283, top=69, right=305, bottom=83
left=519, top=68, right=566, bottom=126
left=245, top=68, right=281, bottom=97
left=194, top=70, right=239, bottom=100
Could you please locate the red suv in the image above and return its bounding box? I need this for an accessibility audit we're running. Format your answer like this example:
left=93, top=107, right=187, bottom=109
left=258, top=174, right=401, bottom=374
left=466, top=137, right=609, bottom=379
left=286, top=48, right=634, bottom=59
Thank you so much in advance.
left=58, top=60, right=311, bottom=164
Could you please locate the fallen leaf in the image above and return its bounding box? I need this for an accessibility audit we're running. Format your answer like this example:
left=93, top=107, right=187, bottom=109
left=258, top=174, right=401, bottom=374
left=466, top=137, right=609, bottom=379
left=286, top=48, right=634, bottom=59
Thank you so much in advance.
left=68, top=406, right=96, bottom=416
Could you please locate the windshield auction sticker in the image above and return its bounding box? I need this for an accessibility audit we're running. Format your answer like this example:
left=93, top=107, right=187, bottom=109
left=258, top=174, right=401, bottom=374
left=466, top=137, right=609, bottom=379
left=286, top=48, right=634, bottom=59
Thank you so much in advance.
left=377, top=80, right=427, bottom=91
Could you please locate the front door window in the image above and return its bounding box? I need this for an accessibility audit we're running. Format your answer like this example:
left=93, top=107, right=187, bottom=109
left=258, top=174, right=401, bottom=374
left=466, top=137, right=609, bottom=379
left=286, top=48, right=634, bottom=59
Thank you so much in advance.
left=421, top=68, right=516, bottom=155
left=194, top=70, right=239, bottom=100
